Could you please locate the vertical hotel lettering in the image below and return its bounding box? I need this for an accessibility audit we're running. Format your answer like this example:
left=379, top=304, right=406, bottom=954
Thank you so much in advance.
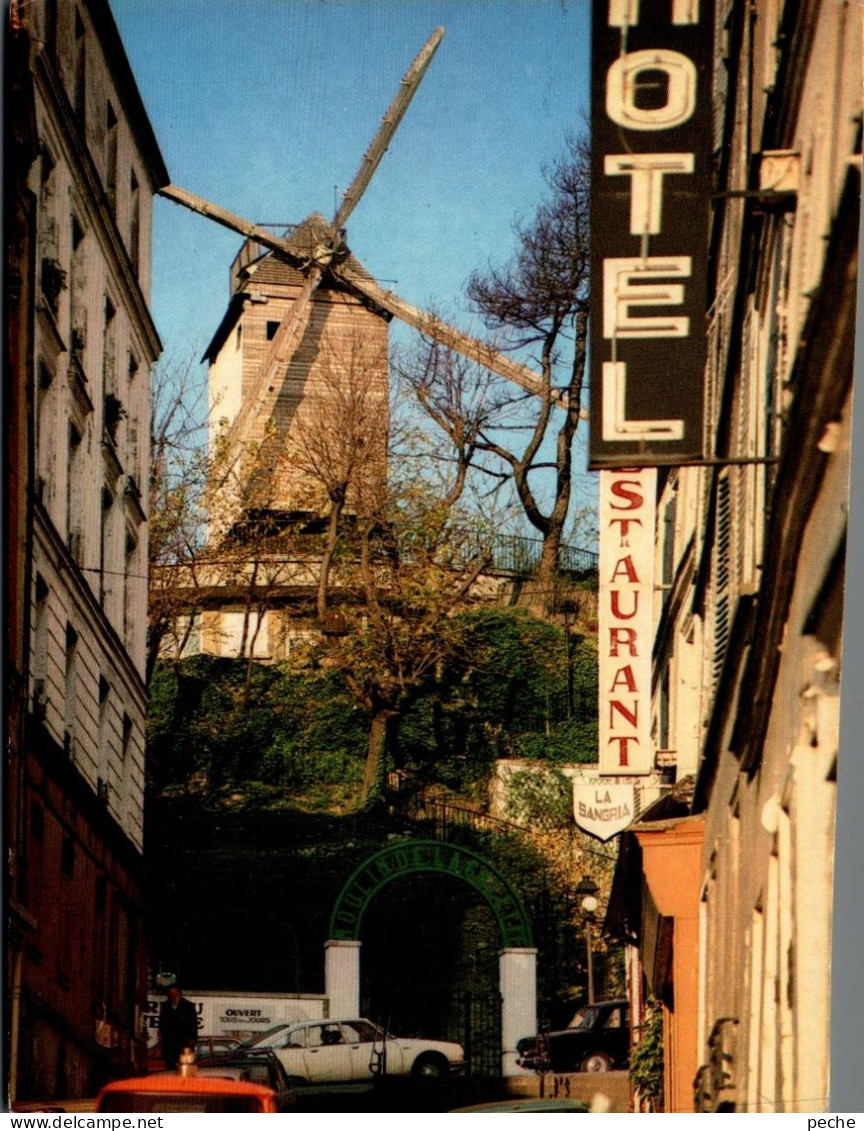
left=599, top=467, right=656, bottom=774
left=589, top=0, right=714, bottom=468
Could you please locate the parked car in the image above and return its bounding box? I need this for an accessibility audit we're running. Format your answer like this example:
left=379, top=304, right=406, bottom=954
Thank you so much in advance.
left=451, top=1099, right=589, bottom=1112
left=147, top=1034, right=242, bottom=1072
left=95, top=1073, right=279, bottom=1113
left=516, top=1000, right=630, bottom=1074
left=243, top=1017, right=465, bottom=1084
left=195, top=1049, right=296, bottom=1111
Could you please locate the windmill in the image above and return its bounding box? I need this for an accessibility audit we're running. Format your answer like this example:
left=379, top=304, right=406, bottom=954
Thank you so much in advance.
left=161, top=26, right=563, bottom=488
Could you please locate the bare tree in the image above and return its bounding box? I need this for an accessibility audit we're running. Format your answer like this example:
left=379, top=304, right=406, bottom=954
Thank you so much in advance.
left=267, top=340, right=504, bottom=804
left=322, top=468, right=498, bottom=804
left=147, top=354, right=210, bottom=682
left=417, top=136, right=592, bottom=610
left=276, top=332, right=389, bottom=622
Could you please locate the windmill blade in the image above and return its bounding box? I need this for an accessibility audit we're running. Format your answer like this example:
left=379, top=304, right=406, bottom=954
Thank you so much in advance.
left=339, top=262, right=583, bottom=409
left=332, top=27, right=445, bottom=233
left=160, top=184, right=309, bottom=268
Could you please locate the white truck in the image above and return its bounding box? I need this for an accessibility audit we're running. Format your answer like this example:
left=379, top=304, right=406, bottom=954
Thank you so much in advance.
left=144, top=989, right=328, bottom=1048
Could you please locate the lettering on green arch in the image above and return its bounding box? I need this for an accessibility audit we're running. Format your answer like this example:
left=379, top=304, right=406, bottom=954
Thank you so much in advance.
left=329, top=839, right=533, bottom=948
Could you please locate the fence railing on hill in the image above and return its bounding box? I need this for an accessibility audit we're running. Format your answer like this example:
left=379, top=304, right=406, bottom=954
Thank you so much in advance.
left=488, top=535, right=598, bottom=578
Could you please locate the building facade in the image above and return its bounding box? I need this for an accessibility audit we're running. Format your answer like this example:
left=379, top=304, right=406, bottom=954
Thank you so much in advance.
left=606, top=0, right=860, bottom=1113
left=4, top=0, right=167, bottom=1100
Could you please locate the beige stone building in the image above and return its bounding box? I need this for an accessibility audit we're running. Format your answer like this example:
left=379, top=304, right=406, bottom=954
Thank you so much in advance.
left=608, top=0, right=859, bottom=1113
left=5, top=0, right=166, bottom=1099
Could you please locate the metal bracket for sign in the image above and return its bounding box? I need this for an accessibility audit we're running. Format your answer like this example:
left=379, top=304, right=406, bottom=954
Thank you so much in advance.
left=683, top=456, right=780, bottom=466
left=711, top=190, right=797, bottom=202
left=593, top=456, right=779, bottom=469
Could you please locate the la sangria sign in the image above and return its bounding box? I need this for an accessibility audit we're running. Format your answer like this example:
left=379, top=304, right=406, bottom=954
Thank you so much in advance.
left=598, top=467, right=656, bottom=775
left=574, top=782, right=636, bottom=841
left=589, top=0, right=715, bottom=467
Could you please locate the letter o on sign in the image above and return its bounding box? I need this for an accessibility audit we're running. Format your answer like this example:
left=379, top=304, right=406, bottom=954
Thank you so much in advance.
left=606, top=49, right=697, bottom=131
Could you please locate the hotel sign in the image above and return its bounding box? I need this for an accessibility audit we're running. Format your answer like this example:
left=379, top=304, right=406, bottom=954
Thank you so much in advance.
left=599, top=467, right=656, bottom=775
left=589, top=0, right=715, bottom=467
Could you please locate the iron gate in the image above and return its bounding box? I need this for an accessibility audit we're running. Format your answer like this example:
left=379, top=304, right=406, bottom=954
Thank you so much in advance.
left=450, top=990, right=503, bottom=1079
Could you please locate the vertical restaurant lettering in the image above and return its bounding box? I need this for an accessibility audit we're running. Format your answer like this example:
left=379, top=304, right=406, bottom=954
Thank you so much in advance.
left=599, top=467, right=656, bottom=775
left=589, top=0, right=714, bottom=468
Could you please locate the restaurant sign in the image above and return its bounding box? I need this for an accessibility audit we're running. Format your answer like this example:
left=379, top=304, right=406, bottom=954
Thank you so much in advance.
left=598, top=467, right=656, bottom=775
left=574, top=782, right=636, bottom=841
left=589, top=0, right=715, bottom=467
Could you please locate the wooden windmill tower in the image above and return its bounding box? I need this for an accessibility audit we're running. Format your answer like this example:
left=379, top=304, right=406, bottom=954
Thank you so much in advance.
left=203, top=213, right=391, bottom=528
left=164, top=27, right=553, bottom=539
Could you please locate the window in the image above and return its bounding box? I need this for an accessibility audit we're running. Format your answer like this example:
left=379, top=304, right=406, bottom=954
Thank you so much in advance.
left=60, top=835, right=75, bottom=878
left=100, top=488, right=114, bottom=606
left=32, top=575, right=49, bottom=711
left=105, top=103, right=118, bottom=210
left=221, top=610, right=269, bottom=658
left=97, top=675, right=110, bottom=792
left=661, top=492, right=677, bottom=605
left=122, top=712, right=133, bottom=763
left=64, top=623, right=78, bottom=758
left=36, top=362, right=54, bottom=505
left=103, top=297, right=116, bottom=395
left=129, top=172, right=140, bottom=274
left=123, top=529, right=137, bottom=650
left=39, top=150, right=58, bottom=261
left=658, top=666, right=671, bottom=751
left=66, top=424, right=83, bottom=560
left=70, top=216, right=87, bottom=355
left=266, top=320, right=280, bottom=341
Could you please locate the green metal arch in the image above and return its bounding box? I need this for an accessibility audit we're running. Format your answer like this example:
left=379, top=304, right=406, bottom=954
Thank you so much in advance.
left=328, top=838, right=533, bottom=949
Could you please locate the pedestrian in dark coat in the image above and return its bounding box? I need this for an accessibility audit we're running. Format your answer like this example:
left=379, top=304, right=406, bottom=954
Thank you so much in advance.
left=158, top=986, right=198, bottom=1069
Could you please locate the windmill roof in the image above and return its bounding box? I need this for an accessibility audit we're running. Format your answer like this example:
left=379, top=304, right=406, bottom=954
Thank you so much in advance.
left=203, top=214, right=387, bottom=362
left=238, top=212, right=378, bottom=289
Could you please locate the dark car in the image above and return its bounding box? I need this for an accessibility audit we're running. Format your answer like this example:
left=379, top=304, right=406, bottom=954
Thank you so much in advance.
left=516, top=999, right=630, bottom=1074
left=194, top=1049, right=296, bottom=1111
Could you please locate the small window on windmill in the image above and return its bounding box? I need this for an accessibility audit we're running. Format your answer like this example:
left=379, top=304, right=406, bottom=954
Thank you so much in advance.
left=266, top=320, right=281, bottom=341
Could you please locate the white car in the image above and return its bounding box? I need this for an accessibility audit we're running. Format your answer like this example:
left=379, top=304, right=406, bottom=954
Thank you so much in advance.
left=243, top=1018, right=465, bottom=1084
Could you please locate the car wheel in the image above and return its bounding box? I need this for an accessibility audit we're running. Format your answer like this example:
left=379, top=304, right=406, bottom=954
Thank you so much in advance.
left=582, top=1052, right=613, bottom=1073
left=412, top=1053, right=448, bottom=1078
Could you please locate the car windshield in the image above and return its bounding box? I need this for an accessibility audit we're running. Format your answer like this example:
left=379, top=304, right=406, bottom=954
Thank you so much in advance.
left=567, top=1007, right=599, bottom=1029
left=99, top=1091, right=263, bottom=1113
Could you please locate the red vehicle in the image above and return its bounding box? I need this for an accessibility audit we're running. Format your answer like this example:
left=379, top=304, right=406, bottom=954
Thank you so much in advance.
left=146, top=1034, right=242, bottom=1072
left=95, top=1073, right=279, bottom=1113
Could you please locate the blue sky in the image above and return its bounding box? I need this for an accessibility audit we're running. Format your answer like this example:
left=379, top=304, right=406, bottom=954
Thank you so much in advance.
left=112, top=0, right=596, bottom=520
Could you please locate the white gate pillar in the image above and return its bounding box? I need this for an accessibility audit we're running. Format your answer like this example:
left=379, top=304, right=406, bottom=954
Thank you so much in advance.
left=325, top=939, right=361, bottom=1018
left=499, top=947, right=537, bottom=1076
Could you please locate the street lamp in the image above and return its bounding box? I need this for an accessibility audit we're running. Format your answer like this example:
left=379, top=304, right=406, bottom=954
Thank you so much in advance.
left=575, top=875, right=600, bottom=1005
